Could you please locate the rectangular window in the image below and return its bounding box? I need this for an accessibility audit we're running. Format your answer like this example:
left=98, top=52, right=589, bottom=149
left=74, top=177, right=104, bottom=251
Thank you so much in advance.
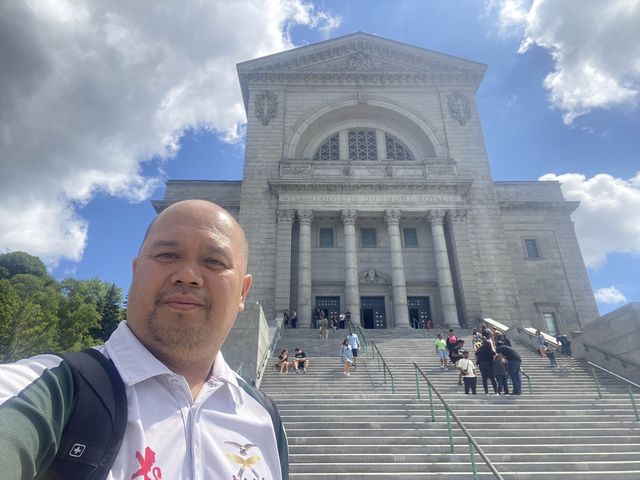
left=403, top=228, right=418, bottom=247
left=319, top=227, right=334, bottom=248
left=542, top=312, right=558, bottom=336
left=360, top=228, right=377, bottom=248
left=524, top=238, right=540, bottom=259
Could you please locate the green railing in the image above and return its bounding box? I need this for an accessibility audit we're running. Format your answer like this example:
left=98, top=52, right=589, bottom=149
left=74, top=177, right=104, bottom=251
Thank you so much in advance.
left=369, top=340, right=395, bottom=394
left=588, top=361, right=639, bottom=421
left=255, top=324, right=284, bottom=387
left=583, top=343, right=640, bottom=371
left=351, top=323, right=368, bottom=354
left=236, top=362, right=245, bottom=377
left=413, top=363, right=504, bottom=480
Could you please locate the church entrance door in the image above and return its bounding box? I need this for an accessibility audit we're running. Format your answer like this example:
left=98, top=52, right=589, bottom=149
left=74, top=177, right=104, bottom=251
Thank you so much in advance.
left=361, top=296, right=386, bottom=329
left=407, top=296, right=431, bottom=329
left=315, top=296, right=340, bottom=323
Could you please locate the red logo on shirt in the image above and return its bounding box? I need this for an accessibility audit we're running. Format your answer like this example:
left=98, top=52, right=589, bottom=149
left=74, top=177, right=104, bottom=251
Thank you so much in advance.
left=131, top=446, right=163, bottom=480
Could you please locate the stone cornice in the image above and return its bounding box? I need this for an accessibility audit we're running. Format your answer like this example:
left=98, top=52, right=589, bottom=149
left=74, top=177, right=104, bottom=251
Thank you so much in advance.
left=269, top=179, right=472, bottom=196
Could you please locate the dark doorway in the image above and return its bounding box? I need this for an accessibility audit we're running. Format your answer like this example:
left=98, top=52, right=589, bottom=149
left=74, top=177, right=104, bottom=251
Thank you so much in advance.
left=315, top=296, right=340, bottom=322
left=360, top=296, right=386, bottom=329
left=407, top=296, right=431, bottom=329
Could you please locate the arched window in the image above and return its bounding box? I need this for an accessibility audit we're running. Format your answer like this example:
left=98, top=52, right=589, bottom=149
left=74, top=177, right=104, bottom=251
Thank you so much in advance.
left=347, top=130, right=377, bottom=161
left=313, top=133, right=339, bottom=161
left=385, top=133, right=414, bottom=160
left=311, top=129, right=416, bottom=161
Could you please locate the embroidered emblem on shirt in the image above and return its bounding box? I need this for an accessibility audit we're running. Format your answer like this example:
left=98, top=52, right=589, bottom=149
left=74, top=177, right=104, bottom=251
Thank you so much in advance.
left=69, top=443, right=86, bottom=457
left=225, top=441, right=264, bottom=480
left=131, top=446, right=163, bottom=480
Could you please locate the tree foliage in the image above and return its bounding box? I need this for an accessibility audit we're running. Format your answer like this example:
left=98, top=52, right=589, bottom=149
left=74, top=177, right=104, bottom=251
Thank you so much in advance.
left=0, top=253, right=125, bottom=362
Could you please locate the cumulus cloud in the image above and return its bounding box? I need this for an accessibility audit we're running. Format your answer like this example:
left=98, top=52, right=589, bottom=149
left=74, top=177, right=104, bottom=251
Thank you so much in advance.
left=594, top=286, right=627, bottom=305
left=539, top=172, right=640, bottom=269
left=0, top=0, right=340, bottom=267
left=487, top=0, right=640, bottom=123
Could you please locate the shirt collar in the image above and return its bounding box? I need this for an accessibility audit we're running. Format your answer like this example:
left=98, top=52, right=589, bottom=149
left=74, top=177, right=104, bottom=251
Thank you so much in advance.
left=105, top=322, right=240, bottom=394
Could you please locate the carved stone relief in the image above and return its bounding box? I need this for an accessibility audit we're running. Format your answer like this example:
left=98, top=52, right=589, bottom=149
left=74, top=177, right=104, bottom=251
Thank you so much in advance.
left=447, top=92, right=471, bottom=126
left=255, top=90, right=278, bottom=125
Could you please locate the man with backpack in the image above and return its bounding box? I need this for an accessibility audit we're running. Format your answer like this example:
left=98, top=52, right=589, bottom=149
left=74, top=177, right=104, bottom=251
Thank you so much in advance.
left=0, top=200, right=288, bottom=479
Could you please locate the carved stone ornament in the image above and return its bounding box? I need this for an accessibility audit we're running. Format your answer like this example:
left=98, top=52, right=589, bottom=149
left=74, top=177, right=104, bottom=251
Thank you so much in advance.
left=342, top=166, right=353, bottom=177
left=426, top=209, right=447, bottom=224
left=447, top=92, right=471, bottom=126
left=276, top=209, right=295, bottom=223
left=297, top=209, right=313, bottom=225
left=384, top=165, right=393, bottom=178
left=341, top=209, right=357, bottom=225
left=359, top=267, right=390, bottom=283
left=255, top=90, right=278, bottom=125
left=349, top=51, right=374, bottom=71
left=384, top=209, right=401, bottom=226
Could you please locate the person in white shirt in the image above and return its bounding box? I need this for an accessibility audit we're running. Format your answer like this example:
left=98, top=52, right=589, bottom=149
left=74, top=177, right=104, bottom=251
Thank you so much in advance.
left=456, top=350, right=477, bottom=395
left=347, top=330, right=361, bottom=367
left=0, top=200, right=288, bottom=479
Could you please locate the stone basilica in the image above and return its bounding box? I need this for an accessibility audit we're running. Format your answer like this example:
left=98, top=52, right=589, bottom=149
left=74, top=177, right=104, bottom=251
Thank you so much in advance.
left=154, top=32, right=598, bottom=334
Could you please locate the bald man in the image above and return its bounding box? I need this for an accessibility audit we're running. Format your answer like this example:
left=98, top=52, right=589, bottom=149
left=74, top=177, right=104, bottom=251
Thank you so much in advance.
left=0, top=200, right=288, bottom=479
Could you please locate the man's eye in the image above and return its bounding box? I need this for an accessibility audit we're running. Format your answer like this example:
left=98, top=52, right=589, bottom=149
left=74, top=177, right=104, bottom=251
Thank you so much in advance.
left=205, top=258, right=224, bottom=267
left=156, top=252, right=178, bottom=260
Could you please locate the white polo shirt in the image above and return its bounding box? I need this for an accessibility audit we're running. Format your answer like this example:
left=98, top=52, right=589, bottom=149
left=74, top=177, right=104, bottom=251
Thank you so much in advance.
left=100, top=322, right=282, bottom=480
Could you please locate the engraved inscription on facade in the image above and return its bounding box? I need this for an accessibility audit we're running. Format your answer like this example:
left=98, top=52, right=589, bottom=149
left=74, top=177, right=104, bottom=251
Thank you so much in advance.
left=280, top=193, right=460, bottom=206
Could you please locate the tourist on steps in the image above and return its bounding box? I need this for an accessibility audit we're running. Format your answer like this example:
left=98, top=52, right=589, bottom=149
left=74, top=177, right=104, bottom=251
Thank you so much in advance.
left=435, top=334, right=448, bottom=369
left=347, top=330, right=360, bottom=367
left=475, top=339, right=498, bottom=394
left=493, top=352, right=509, bottom=395
left=340, top=339, right=354, bottom=377
left=293, top=347, right=309, bottom=373
left=456, top=351, right=477, bottom=395
left=496, top=342, right=523, bottom=395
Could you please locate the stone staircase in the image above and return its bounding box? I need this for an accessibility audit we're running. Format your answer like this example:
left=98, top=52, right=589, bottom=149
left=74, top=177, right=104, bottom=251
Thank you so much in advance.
left=259, top=326, right=640, bottom=479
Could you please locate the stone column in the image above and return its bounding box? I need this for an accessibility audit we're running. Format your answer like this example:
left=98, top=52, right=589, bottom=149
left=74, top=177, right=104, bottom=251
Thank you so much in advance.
left=447, top=209, right=481, bottom=326
left=297, top=209, right=313, bottom=327
left=428, top=209, right=460, bottom=327
left=274, top=209, right=294, bottom=317
left=385, top=209, right=410, bottom=328
left=341, top=209, right=361, bottom=326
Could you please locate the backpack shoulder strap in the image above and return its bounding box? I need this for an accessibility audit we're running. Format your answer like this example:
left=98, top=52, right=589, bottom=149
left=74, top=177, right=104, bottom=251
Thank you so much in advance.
left=40, top=349, right=127, bottom=480
left=236, top=376, right=289, bottom=479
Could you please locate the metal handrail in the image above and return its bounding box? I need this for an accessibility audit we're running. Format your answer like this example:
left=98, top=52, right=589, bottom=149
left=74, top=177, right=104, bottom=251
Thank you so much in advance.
left=583, top=343, right=640, bottom=370
left=351, top=323, right=368, bottom=354
left=413, top=363, right=504, bottom=480
left=369, top=340, right=395, bottom=394
left=236, top=362, right=244, bottom=377
left=255, top=324, right=284, bottom=387
left=588, top=361, right=639, bottom=421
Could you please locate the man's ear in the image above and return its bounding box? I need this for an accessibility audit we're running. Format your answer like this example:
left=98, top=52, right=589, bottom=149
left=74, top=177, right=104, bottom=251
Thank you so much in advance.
left=132, top=258, right=138, bottom=274
left=237, top=274, right=253, bottom=312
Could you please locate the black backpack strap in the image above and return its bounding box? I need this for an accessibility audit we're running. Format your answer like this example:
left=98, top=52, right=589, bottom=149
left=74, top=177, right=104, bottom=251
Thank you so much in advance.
left=40, top=349, right=127, bottom=480
left=236, top=377, right=289, bottom=479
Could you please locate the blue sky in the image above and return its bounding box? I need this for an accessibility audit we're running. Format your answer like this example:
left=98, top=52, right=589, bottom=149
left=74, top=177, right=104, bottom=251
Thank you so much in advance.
left=1, top=1, right=639, bottom=315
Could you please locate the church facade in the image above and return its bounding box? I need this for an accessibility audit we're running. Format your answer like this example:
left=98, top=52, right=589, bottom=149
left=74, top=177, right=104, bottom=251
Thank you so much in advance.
left=153, top=33, right=598, bottom=333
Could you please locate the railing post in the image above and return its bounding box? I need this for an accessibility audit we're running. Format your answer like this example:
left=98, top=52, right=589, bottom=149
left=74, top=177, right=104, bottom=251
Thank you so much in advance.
left=391, top=375, right=395, bottom=394
left=446, top=409, right=454, bottom=453
left=415, top=365, right=421, bottom=400
left=630, top=386, right=639, bottom=421
left=527, top=376, right=533, bottom=395
left=468, top=439, right=478, bottom=480
left=428, top=384, right=435, bottom=422
left=383, top=364, right=387, bottom=384
left=591, top=367, right=602, bottom=399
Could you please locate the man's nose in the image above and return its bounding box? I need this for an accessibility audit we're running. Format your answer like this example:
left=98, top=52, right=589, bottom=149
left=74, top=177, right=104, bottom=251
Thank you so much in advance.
left=171, top=261, right=203, bottom=286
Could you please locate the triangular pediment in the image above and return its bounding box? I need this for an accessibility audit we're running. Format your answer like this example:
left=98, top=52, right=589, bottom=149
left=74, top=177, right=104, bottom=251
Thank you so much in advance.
left=238, top=32, right=485, bottom=76
left=237, top=32, right=486, bottom=109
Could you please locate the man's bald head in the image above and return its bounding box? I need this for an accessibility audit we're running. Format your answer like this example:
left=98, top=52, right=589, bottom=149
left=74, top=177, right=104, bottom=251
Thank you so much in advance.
left=141, top=200, right=248, bottom=270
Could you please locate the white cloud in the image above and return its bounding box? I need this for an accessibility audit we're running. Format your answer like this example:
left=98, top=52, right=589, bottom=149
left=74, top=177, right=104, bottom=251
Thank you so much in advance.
left=0, top=0, right=340, bottom=267
left=487, top=0, right=640, bottom=123
left=594, top=286, right=627, bottom=305
left=539, top=172, right=640, bottom=268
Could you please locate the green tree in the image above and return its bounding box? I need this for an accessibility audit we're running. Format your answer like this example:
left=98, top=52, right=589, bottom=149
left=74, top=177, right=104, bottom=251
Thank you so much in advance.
left=0, top=251, right=49, bottom=278
left=0, top=275, right=60, bottom=362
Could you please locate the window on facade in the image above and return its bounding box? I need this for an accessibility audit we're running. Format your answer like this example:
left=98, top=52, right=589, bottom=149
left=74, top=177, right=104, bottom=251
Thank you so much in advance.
left=348, top=130, right=377, bottom=161
left=524, top=238, right=540, bottom=259
left=542, top=312, right=558, bottom=336
left=319, top=227, right=334, bottom=248
left=311, top=129, right=417, bottom=161
left=313, top=133, right=339, bottom=161
left=360, top=228, right=377, bottom=248
left=403, top=228, right=418, bottom=247
left=385, top=133, right=414, bottom=160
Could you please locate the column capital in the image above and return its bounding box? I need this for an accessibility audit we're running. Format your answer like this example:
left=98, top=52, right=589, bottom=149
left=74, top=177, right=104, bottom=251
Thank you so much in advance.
left=277, top=209, right=295, bottom=224
left=426, top=209, right=447, bottom=224
left=297, top=209, right=313, bottom=225
left=341, top=209, right=357, bottom=226
left=384, top=209, right=401, bottom=226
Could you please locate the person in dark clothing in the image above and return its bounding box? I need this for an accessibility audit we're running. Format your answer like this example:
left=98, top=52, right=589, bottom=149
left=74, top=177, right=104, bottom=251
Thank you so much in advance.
left=493, top=352, right=509, bottom=395
left=283, top=309, right=289, bottom=328
left=446, top=329, right=459, bottom=363
left=290, top=309, right=298, bottom=329
left=496, top=343, right=522, bottom=395
left=475, top=339, right=498, bottom=394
